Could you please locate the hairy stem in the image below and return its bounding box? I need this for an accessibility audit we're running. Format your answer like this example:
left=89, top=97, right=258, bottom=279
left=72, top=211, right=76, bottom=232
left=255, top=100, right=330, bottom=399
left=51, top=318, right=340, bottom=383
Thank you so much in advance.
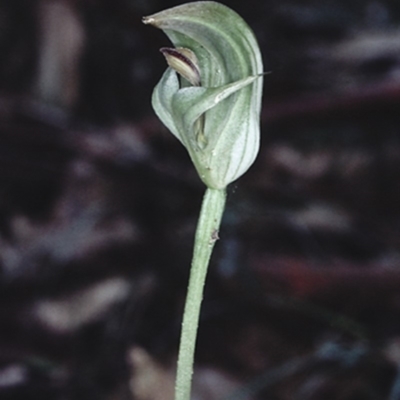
left=175, top=187, right=227, bottom=400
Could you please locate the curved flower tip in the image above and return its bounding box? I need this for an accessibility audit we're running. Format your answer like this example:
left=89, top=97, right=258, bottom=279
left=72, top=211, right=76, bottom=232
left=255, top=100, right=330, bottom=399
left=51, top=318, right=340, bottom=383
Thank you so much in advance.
left=160, top=47, right=201, bottom=86
left=144, top=1, right=264, bottom=189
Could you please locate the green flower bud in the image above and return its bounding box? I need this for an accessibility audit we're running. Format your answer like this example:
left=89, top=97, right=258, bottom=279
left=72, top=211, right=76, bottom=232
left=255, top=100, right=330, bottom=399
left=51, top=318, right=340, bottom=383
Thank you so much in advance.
left=143, top=1, right=263, bottom=189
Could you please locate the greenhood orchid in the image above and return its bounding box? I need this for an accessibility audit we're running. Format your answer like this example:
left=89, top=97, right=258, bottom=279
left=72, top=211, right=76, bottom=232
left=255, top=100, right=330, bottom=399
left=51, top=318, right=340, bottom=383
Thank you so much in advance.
left=143, top=1, right=263, bottom=189
left=143, top=3, right=264, bottom=399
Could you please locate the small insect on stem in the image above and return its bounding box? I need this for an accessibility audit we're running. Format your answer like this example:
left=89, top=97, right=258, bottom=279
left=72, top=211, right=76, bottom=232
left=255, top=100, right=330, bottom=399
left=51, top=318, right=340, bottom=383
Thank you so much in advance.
left=210, top=229, right=220, bottom=244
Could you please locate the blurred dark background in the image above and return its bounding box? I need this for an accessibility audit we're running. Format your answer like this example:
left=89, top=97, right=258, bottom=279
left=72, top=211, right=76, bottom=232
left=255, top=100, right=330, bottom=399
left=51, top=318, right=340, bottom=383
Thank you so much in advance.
left=1, top=0, right=400, bottom=399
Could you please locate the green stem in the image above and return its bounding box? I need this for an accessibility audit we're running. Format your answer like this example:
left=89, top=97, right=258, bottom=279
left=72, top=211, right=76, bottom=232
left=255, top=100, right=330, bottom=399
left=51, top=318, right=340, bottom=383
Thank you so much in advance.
left=174, top=187, right=227, bottom=400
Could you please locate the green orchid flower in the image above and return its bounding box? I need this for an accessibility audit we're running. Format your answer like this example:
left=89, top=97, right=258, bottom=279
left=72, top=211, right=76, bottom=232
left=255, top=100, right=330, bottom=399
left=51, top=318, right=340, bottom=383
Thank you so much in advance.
left=143, top=3, right=264, bottom=399
left=143, top=1, right=263, bottom=189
